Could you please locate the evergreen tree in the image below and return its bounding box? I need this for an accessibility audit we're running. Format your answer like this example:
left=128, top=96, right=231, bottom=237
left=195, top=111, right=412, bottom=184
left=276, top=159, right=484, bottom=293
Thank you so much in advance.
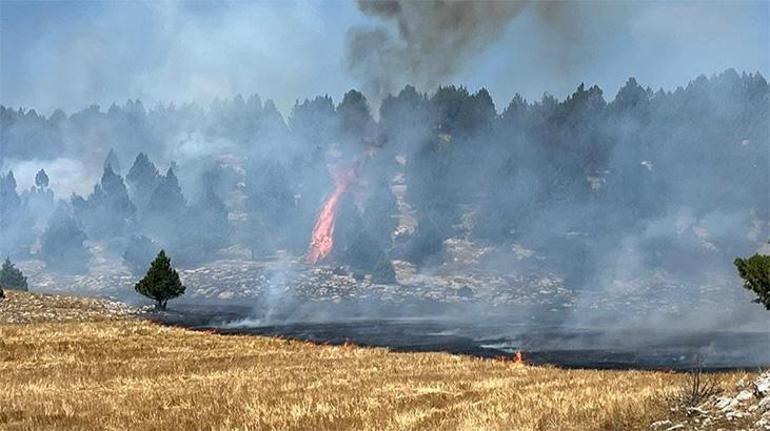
left=0, top=170, right=21, bottom=214
left=372, top=255, right=397, bottom=284
left=337, top=89, right=373, bottom=148
left=0, top=257, right=28, bottom=291
left=290, top=95, right=337, bottom=145
left=145, top=167, right=186, bottom=217
left=40, top=208, right=90, bottom=274
left=134, top=250, right=186, bottom=310
left=362, top=178, right=398, bottom=249
left=244, top=162, right=294, bottom=251
left=406, top=216, right=445, bottom=268
left=143, top=167, right=186, bottom=243
left=104, top=149, right=122, bottom=174
left=380, top=85, right=431, bottom=153
left=0, top=170, right=33, bottom=257
left=77, top=166, right=136, bottom=239
left=177, top=187, right=231, bottom=264
left=29, top=169, right=55, bottom=222
left=735, top=252, right=770, bottom=309
left=126, top=153, right=160, bottom=211
left=34, top=169, right=49, bottom=189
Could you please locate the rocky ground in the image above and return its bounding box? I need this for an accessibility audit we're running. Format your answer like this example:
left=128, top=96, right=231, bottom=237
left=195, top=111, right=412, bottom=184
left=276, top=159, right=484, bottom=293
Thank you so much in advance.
left=15, top=239, right=751, bottom=327
left=0, top=290, right=136, bottom=324
left=10, top=201, right=764, bottom=330
left=653, top=372, right=770, bottom=431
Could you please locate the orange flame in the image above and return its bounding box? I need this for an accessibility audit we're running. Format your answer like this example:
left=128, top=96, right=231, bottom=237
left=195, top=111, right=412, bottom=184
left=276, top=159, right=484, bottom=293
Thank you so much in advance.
left=305, top=145, right=378, bottom=265
left=514, top=351, right=525, bottom=365
left=305, top=168, right=357, bottom=265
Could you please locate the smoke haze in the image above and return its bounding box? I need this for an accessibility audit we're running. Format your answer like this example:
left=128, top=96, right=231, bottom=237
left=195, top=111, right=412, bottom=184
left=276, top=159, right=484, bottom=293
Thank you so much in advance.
left=1, top=1, right=766, bottom=114
left=0, top=1, right=769, bottom=351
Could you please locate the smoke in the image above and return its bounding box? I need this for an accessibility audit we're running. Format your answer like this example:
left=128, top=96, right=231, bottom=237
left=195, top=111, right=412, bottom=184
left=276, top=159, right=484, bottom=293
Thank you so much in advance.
left=3, top=158, right=91, bottom=198
left=1, top=1, right=769, bottom=363
left=346, top=0, right=531, bottom=103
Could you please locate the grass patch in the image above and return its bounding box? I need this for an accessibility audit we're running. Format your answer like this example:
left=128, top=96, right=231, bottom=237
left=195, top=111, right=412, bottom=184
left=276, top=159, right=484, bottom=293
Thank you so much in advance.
left=0, top=292, right=747, bottom=430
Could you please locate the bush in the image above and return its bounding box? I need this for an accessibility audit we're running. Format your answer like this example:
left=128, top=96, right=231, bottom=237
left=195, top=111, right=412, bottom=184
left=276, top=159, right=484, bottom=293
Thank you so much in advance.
left=40, top=210, right=90, bottom=274
left=134, top=250, right=186, bottom=310
left=372, top=257, right=397, bottom=284
left=0, top=257, right=28, bottom=291
left=734, top=252, right=770, bottom=309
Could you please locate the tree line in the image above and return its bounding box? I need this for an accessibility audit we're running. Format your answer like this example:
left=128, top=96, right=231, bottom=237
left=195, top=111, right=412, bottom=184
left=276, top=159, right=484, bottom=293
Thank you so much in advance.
left=0, top=69, right=767, bottom=286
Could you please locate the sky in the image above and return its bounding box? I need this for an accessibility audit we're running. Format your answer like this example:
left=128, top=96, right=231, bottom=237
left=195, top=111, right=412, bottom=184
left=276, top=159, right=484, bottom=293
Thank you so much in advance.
left=1, top=0, right=768, bottom=116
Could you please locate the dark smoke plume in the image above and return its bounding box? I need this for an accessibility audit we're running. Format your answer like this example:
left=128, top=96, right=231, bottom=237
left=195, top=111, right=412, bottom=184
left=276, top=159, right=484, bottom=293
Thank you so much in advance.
left=346, top=0, right=532, bottom=103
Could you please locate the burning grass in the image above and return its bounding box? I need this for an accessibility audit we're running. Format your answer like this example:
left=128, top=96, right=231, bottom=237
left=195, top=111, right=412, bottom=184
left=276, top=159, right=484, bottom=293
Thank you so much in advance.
left=0, top=292, right=752, bottom=430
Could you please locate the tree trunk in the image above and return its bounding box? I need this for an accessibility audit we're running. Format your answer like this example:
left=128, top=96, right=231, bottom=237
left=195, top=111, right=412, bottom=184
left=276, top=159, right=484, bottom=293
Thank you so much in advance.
left=156, top=299, right=166, bottom=310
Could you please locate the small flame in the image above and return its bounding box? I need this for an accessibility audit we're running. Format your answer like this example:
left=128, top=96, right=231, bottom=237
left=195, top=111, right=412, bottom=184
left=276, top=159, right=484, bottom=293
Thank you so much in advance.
left=513, top=351, right=525, bottom=365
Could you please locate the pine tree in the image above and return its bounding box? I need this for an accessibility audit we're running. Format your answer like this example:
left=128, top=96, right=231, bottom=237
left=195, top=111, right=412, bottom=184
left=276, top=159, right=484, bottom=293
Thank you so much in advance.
left=0, top=257, right=28, bottom=291
left=372, top=256, right=397, bottom=284
left=337, top=89, right=373, bottom=148
left=0, top=170, right=33, bottom=257
left=244, top=162, right=294, bottom=250
left=40, top=208, right=90, bottom=274
left=735, top=251, right=770, bottom=309
left=104, top=149, right=122, bottom=174
left=0, top=170, right=21, bottom=219
left=78, top=166, right=136, bottom=239
left=34, top=169, right=49, bottom=189
left=134, top=250, right=186, bottom=309
left=126, top=153, right=160, bottom=211
left=146, top=168, right=186, bottom=217
left=363, top=178, right=398, bottom=249
left=99, top=166, right=135, bottom=216
left=182, top=187, right=230, bottom=262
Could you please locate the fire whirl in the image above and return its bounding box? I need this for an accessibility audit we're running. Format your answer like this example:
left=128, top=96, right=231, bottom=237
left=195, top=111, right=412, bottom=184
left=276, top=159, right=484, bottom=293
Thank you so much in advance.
left=305, top=168, right=357, bottom=265
left=305, top=145, right=378, bottom=265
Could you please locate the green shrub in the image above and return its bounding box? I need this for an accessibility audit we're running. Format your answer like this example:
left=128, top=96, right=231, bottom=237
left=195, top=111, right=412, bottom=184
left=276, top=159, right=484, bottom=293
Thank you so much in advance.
left=135, top=250, right=185, bottom=310
left=0, top=257, right=28, bottom=291
left=734, top=253, right=770, bottom=309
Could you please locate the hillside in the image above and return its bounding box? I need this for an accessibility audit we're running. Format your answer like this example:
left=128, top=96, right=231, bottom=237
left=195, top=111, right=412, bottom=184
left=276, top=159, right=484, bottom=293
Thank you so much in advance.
left=0, top=291, right=760, bottom=430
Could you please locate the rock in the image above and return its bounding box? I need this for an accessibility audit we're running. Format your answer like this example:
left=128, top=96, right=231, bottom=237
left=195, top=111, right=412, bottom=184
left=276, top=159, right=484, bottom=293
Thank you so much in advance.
left=651, top=419, right=672, bottom=429
left=736, top=389, right=755, bottom=402
left=756, top=373, right=770, bottom=396
left=716, top=396, right=739, bottom=411
left=759, top=396, right=770, bottom=413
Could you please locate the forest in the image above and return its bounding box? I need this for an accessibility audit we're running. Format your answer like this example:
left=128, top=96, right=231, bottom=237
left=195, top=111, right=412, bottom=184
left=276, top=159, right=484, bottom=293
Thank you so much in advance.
left=1, top=69, right=768, bottom=287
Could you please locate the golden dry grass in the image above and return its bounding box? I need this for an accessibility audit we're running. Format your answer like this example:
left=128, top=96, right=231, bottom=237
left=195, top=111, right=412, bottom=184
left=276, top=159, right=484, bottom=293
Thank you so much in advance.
left=0, top=292, right=750, bottom=430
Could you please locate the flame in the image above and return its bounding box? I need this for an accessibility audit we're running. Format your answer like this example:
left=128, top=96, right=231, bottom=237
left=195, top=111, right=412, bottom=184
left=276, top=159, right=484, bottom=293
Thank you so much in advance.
left=513, top=351, right=525, bottom=365
left=305, top=169, right=356, bottom=264
left=305, top=145, right=379, bottom=265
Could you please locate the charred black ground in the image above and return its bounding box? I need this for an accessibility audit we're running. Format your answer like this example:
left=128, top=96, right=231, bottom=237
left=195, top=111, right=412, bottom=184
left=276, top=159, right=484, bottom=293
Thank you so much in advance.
left=148, top=301, right=770, bottom=371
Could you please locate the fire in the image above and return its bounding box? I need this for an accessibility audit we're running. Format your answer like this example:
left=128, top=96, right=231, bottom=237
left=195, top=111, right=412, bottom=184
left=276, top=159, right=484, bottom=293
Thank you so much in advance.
left=305, top=168, right=356, bottom=265
left=514, top=351, right=525, bottom=365
left=305, top=145, right=378, bottom=265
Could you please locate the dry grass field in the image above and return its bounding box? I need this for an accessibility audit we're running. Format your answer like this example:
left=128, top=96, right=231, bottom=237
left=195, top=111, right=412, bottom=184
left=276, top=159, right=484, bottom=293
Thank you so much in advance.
left=0, top=291, right=751, bottom=430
